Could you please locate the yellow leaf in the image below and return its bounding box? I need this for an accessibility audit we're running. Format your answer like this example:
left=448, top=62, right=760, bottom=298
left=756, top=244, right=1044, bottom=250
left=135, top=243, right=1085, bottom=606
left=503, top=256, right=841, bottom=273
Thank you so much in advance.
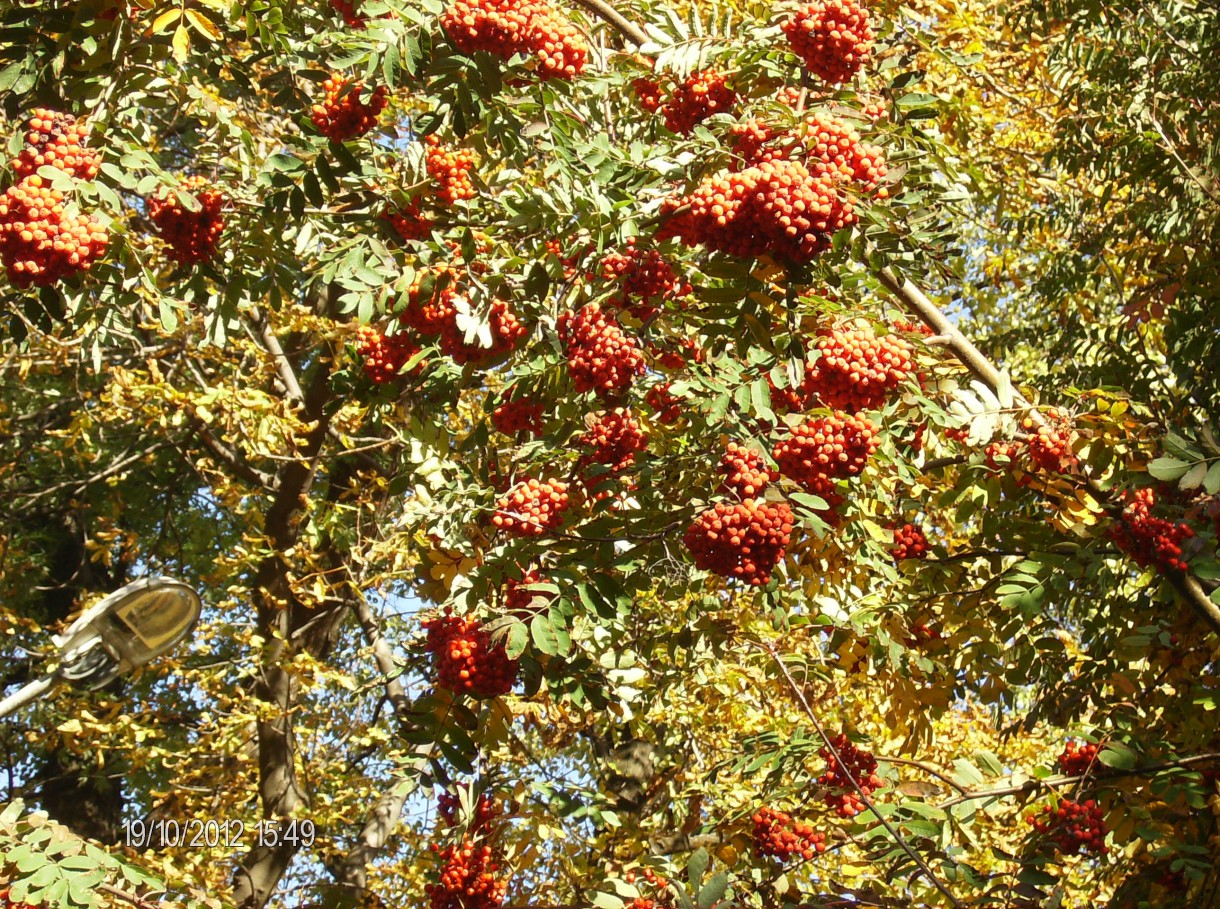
left=148, top=7, right=181, bottom=34
left=172, top=23, right=191, bottom=61
left=185, top=8, right=221, bottom=40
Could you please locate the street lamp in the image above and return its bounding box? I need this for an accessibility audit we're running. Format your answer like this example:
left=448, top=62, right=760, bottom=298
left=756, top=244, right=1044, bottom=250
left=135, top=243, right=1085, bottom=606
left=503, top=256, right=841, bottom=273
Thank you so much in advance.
left=0, top=577, right=202, bottom=719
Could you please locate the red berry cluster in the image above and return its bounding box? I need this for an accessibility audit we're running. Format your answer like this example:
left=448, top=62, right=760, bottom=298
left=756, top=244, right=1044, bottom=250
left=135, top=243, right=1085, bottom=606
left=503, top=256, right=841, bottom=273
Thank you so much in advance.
left=331, top=0, right=366, bottom=26
left=773, top=413, right=879, bottom=494
left=311, top=76, right=388, bottom=141
left=1057, top=740, right=1101, bottom=777
left=1, top=890, right=35, bottom=909
left=441, top=0, right=588, bottom=80
left=904, top=622, right=942, bottom=648
left=438, top=788, right=502, bottom=832
left=732, top=111, right=887, bottom=194
left=493, top=477, right=571, bottom=536
left=423, top=608, right=519, bottom=698
left=440, top=298, right=528, bottom=366
left=649, top=336, right=705, bottom=371
left=557, top=304, right=645, bottom=400
left=12, top=109, right=100, bottom=181
left=660, top=70, right=738, bottom=135
left=1, top=111, right=108, bottom=287
left=383, top=199, right=433, bottom=242
left=505, top=568, right=550, bottom=615
left=579, top=409, right=648, bottom=476
left=427, top=838, right=508, bottom=909
left=646, top=381, right=681, bottom=424
left=783, top=0, right=874, bottom=85
left=356, top=325, right=423, bottom=383
left=892, top=319, right=934, bottom=337
left=659, top=158, right=856, bottom=263
left=818, top=734, right=883, bottom=818
left=425, top=135, right=478, bottom=204
left=891, top=523, right=929, bottom=561
left=1023, top=412, right=1078, bottom=473
left=147, top=176, right=227, bottom=265
left=491, top=395, right=545, bottom=436
left=1027, top=799, right=1108, bottom=856
left=683, top=499, right=794, bottom=586
left=719, top=441, right=777, bottom=498
left=598, top=240, right=691, bottom=320
left=806, top=325, right=912, bottom=412
left=545, top=237, right=581, bottom=279
left=1109, top=486, right=1195, bottom=573
left=632, top=76, right=663, bottom=113
left=752, top=806, right=827, bottom=861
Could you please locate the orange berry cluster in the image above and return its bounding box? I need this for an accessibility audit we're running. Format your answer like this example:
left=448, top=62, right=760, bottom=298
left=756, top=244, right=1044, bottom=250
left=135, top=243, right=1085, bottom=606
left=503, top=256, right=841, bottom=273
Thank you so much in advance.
left=557, top=304, right=645, bottom=400
left=427, top=838, right=508, bottom=909
left=804, top=325, right=911, bottom=411
left=659, top=70, right=738, bottom=135
left=0, top=176, right=108, bottom=288
left=383, top=199, right=433, bottom=242
left=732, top=111, right=887, bottom=194
left=356, top=325, right=423, bottom=383
left=545, top=237, right=581, bottom=279
left=646, top=381, right=681, bottom=424
left=440, top=298, right=528, bottom=366
left=773, top=413, right=878, bottom=494
left=892, top=318, right=934, bottom=337
left=13, top=109, right=100, bottom=181
left=493, top=477, right=571, bottom=536
left=425, top=135, right=478, bottom=204
left=579, top=409, right=648, bottom=477
left=1, top=110, right=108, bottom=287
left=752, top=806, right=827, bottom=861
left=683, top=499, right=794, bottom=586
left=491, top=395, right=545, bottom=436
left=599, top=239, right=692, bottom=320
left=660, top=158, right=856, bottom=263
left=719, top=441, right=777, bottom=498
left=1023, top=412, right=1078, bottom=474
left=783, top=0, right=874, bottom=85
left=147, top=177, right=227, bottom=265
left=1027, top=798, right=1108, bottom=855
left=403, top=269, right=460, bottom=335
left=817, top=734, right=883, bottom=818
left=441, top=0, right=588, bottom=81
left=422, top=607, right=519, bottom=698
left=891, top=523, right=929, bottom=560
left=1057, top=740, right=1101, bottom=777
left=311, top=76, right=388, bottom=141
left=1109, top=487, right=1194, bottom=573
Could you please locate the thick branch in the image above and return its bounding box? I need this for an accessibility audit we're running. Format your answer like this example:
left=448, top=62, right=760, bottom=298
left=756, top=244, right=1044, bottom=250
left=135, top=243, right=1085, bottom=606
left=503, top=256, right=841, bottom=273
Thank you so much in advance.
left=191, top=424, right=277, bottom=490
left=569, top=0, right=650, bottom=46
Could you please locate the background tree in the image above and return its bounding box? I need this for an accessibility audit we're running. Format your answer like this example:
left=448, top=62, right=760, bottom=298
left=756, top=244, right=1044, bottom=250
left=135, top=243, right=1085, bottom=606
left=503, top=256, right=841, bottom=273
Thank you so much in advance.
left=0, top=0, right=1218, bottom=907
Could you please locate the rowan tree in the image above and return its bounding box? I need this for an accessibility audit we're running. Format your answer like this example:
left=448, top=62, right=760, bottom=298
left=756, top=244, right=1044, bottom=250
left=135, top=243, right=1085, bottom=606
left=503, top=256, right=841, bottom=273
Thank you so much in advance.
left=0, top=0, right=1218, bottom=907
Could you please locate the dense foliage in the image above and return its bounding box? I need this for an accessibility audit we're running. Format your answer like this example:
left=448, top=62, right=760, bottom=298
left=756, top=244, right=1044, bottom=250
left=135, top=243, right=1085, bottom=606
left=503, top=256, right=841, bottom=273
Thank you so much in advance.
left=0, top=0, right=1218, bottom=907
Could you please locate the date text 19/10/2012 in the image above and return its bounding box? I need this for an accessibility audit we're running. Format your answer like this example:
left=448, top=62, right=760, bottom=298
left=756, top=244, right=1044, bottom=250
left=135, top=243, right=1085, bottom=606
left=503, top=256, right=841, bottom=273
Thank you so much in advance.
left=121, top=817, right=316, bottom=849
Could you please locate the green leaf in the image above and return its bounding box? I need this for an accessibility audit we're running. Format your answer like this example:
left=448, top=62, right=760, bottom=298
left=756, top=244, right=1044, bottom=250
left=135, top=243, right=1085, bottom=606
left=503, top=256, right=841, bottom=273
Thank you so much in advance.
left=687, top=847, right=709, bottom=888
left=504, top=621, right=529, bottom=660
left=1098, top=742, right=1137, bottom=770
left=696, top=871, right=728, bottom=909
left=531, top=613, right=560, bottom=655
left=1205, top=461, right=1220, bottom=495
left=1147, top=456, right=1190, bottom=481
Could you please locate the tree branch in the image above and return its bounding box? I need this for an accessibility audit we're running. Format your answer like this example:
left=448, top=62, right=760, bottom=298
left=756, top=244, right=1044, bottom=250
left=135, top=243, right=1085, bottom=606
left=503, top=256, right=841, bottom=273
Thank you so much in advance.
left=875, top=265, right=1220, bottom=637
left=938, top=752, right=1220, bottom=810
left=569, top=0, right=651, bottom=46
